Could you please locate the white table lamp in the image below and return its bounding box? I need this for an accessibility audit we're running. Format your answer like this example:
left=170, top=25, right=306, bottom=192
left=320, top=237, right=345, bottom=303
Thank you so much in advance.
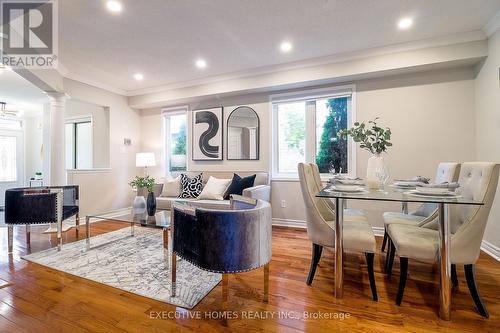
left=136, top=152, right=156, bottom=175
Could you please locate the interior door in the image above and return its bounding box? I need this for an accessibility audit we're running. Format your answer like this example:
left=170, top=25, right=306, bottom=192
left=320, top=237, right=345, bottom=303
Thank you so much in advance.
left=0, top=129, right=24, bottom=207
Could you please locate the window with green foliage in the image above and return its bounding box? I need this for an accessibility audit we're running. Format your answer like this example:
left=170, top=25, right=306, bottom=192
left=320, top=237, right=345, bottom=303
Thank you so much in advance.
left=315, top=97, right=348, bottom=173
left=273, top=89, right=353, bottom=177
left=164, top=111, right=187, bottom=174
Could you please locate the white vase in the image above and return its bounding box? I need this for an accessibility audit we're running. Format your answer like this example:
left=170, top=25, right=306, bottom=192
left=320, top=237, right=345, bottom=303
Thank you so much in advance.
left=133, top=196, right=147, bottom=214
left=366, top=154, right=386, bottom=189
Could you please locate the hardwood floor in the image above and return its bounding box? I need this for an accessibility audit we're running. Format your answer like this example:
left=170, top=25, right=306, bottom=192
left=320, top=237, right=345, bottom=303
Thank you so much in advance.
left=0, top=223, right=499, bottom=332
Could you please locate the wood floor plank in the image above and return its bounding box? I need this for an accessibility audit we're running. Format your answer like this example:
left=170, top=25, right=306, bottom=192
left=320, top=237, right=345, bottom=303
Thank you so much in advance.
left=0, top=224, right=498, bottom=332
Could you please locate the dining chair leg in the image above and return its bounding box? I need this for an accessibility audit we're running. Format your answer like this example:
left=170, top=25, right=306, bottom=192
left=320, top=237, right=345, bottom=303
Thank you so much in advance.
left=396, top=257, right=408, bottom=306
left=387, top=240, right=396, bottom=276
left=381, top=230, right=388, bottom=252
left=464, top=264, right=489, bottom=318
left=7, top=225, right=13, bottom=253
left=365, top=252, right=378, bottom=301
left=25, top=224, right=31, bottom=245
left=384, top=238, right=392, bottom=272
left=306, top=243, right=323, bottom=285
left=451, top=264, right=458, bottom=288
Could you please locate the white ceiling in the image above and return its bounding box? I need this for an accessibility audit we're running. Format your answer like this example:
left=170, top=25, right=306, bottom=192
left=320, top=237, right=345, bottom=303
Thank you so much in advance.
left=0, top=69, right=47, bottom=116
left=59, top=0, right=500, bottom=93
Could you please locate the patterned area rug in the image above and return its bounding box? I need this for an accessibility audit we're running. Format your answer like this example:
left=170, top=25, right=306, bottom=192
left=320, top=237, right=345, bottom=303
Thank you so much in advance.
left=23, top=227, right=221, bottom=309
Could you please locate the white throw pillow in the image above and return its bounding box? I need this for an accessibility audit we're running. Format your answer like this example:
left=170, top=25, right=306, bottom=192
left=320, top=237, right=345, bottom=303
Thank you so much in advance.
left=198, top=176, right=231, bottom=200
left=161, top=176, right=181, bottom=197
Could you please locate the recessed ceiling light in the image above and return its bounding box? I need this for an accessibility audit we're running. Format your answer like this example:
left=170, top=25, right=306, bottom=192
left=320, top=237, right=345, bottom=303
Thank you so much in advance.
left=280, top=41, right=293, bottom=53
left=106, top=1, right=122, bottom=13
left=195, top=59, right=207, bottom=69
left=134, top=73, right=144, bottom=81
left=398, top=17, right=413, bottom=30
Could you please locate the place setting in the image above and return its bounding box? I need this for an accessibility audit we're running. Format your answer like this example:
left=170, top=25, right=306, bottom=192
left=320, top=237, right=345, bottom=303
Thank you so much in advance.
left=326, top=174, right=369, bottom=194
left=406, top=180, right=461, bottom=198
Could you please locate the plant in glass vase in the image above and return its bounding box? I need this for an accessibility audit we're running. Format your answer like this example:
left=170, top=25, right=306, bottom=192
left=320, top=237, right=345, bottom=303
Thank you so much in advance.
left=339, top=118, right=392, bottom=189
left=129, top=175, right=157, bottom=215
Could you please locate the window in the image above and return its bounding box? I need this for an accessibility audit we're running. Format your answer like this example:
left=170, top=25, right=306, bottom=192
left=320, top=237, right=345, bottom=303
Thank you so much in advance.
left=163, top=109, right=187, bottom=175
left=0, top=119, right=22, bottom=130
left=65, top=118, right=93, bottom=169
left=272, top=86, right=355, bottom=178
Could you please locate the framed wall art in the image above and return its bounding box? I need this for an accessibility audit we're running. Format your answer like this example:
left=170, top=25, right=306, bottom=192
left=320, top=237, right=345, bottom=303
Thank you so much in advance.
left=192, top=107, right=223, bottom=161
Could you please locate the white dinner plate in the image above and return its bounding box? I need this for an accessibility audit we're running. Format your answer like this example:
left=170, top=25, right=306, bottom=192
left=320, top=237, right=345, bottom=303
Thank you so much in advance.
left=408, top=190, right=460, bottom=197
left=414, top=187, right=453, bottom=195
left=331, top=185, right=366, bottom=193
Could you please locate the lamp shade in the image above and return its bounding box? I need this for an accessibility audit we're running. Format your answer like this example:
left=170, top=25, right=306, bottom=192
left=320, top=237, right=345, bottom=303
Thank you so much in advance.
left=136, top=152, right=156, bottom=167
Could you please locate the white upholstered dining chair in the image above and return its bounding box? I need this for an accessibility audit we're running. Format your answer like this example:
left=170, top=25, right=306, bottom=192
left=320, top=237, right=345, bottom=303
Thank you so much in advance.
left=298, top=163, right=378, bottom=301
left=381, top=162, right=461, bottom=253
left=386, top=162, right=499, bottom=317
left=309, top=163, right=367, bottom=218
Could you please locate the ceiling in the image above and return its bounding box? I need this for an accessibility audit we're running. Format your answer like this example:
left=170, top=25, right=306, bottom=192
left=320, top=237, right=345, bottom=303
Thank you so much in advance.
left=0, top=69, right=47, bottom=116
left=59, top=0, right=500, bottom=94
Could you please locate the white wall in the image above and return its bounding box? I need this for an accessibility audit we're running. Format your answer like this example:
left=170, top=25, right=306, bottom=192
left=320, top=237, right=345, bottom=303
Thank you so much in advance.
left=139, top=67, right=477, bottom=229
left=475, top=29, right=500, bottom=248
left=64, top=78, right=141, bottom=216
left=65, top=99, right=110, bottom=168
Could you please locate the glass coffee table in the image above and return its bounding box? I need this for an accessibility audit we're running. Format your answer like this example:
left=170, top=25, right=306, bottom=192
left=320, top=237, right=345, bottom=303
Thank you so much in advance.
left=85, top=208, right=172, bottom=250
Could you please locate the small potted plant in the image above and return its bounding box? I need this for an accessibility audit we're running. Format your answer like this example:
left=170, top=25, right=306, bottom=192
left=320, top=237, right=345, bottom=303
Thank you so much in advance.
left=339, top=118, right=392, bottom=189
left=129, top=175, right=156, bottom=216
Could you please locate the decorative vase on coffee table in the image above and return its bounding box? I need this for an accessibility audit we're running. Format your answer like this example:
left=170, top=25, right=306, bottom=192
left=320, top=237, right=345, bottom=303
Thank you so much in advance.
left=366, top=154, right=386, bottom=189
left=133, top=196, right=147, bottom=214
left=147, top=192, right=157, bottom=216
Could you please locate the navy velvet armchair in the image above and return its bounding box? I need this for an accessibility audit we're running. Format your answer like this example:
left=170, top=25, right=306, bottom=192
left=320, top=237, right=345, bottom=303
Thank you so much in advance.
left=5, top=185, right=80, bottom=252
left=171, top=195, right=272, bottom=304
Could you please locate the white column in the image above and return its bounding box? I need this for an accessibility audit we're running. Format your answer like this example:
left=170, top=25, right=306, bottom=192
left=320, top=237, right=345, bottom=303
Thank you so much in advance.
left=45, top=92, right=68, bottom=186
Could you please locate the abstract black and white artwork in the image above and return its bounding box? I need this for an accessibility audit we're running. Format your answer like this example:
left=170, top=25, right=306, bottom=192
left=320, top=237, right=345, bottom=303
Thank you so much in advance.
left=192, top=107, right=223, bottom=160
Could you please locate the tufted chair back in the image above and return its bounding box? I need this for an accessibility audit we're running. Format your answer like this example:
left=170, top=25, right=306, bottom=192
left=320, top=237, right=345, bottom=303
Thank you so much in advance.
left=298, top=163, right=335, bottom=247
left=414, top=162, right=460, bottom=224
left=450, top=163, right=499, bottom=264
left=309, top=163, right=337, bottom=213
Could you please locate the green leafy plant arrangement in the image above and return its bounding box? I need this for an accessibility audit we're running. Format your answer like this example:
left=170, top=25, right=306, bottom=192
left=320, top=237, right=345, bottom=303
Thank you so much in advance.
left=338, top=118, right=392, bottom=154
left=129, top=175, right=156, bottom=193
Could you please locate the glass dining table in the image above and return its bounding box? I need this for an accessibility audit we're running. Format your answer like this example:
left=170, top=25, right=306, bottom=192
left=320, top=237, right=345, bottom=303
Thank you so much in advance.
left=316, top=185, right=484, bottom=321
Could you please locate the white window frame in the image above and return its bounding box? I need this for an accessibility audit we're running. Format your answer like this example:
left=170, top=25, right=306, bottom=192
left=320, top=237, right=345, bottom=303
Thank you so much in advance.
left=270, top=84, right=357, bottom=180
left=65, top=115, right=93, bottom=170
left=162, top=106, right=188, bottom=178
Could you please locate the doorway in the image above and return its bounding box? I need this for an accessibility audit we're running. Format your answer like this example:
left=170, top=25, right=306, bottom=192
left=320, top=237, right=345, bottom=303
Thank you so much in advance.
left=0, top=126, right=24, bottom=207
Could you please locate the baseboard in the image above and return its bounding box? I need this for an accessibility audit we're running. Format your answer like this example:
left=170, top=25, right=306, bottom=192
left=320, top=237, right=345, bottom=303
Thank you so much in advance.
left=272, top=218, right=306, bottom=229
left=371, top=226, right=384, bottom=237
left=481, top=240, right=500, bottom=262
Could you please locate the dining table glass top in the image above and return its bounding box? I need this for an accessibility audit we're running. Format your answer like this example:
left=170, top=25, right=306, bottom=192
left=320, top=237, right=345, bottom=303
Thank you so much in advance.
left=316, top=185, right=484, bottom=205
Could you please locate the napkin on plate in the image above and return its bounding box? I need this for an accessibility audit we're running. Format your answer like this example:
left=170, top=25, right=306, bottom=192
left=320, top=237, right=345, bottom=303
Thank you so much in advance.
left=416, top=182, right=460, bottom=189
left=394, top=176, right=430, bottom=184
left=328, top=175, right=364, bottom=185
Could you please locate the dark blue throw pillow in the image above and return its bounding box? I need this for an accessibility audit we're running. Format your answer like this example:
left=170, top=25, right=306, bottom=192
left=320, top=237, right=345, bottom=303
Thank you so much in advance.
left=224, top=174, right=256, bottom=199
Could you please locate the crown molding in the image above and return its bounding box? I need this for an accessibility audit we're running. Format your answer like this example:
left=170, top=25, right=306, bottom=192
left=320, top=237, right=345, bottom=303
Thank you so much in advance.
left=126, top=30, right=486, bottom=97
left=483, top=10, right=500, bottom=37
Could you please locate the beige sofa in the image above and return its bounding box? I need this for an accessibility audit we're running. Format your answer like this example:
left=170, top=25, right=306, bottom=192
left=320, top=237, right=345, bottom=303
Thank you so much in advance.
left=140, top=171, right=270, bottom=210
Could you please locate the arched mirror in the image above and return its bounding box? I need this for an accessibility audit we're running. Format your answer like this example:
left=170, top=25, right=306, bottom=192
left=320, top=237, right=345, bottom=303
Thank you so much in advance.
left=227, top=106, right=259, bottom=160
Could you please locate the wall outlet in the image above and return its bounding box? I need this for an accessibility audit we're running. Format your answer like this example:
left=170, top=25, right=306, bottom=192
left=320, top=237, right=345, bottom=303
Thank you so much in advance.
left=281, top=200, right=286, bottom=208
